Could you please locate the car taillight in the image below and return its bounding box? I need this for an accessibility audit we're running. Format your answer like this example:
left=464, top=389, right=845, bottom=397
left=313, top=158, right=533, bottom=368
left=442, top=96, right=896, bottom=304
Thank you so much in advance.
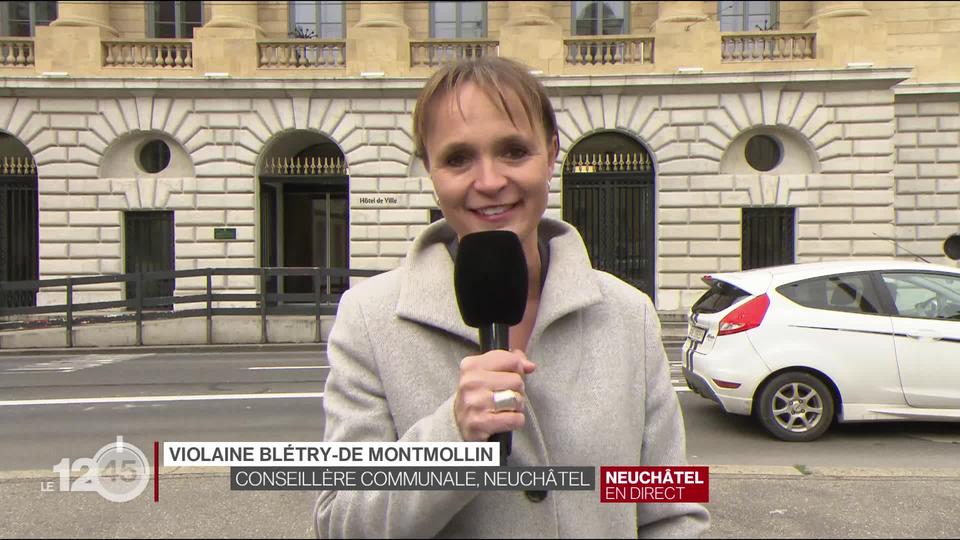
left=717, top=294, right=770, bottom=336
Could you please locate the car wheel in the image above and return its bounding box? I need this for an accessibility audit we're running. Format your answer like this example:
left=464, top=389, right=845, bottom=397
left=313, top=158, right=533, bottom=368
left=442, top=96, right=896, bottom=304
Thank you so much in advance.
left=756, top=372, right=834, bottom=442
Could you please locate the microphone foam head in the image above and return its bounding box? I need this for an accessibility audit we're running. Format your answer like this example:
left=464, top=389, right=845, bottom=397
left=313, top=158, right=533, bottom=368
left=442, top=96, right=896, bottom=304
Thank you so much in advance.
left=454, top=230, right=528, bottom=327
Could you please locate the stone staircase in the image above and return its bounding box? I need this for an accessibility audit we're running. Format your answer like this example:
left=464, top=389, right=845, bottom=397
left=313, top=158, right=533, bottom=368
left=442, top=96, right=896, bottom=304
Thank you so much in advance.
left=658, top=310, right=689, bottom=344
left=658, top=310, right=689, bottom=389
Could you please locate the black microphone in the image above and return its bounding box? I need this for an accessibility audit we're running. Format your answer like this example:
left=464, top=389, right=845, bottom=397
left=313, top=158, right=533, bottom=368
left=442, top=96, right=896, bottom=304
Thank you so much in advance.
left=453, top=230, right=528, bottom=465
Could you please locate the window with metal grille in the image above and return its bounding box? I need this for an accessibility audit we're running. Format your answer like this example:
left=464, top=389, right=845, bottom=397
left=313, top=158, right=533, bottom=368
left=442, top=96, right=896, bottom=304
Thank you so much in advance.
left=430, top=1, right=486, bottom=39
left=289, top=1, right=344, bottom=39
left=741, top=207, right=795, bottom=270
left=1, top=1, right=57, bottom=37
left=125, top=211, right=175, bottom=309
left=150, top=0, right=203, bottom=39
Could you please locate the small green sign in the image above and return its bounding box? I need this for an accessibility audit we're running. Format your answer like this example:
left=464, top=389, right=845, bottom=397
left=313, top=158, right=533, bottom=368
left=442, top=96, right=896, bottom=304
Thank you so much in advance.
left=214, top=227, right=237, bottom=240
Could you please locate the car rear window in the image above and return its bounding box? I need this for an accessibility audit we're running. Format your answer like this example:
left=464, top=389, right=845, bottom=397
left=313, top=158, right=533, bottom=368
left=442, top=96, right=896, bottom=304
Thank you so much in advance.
left=776, top=273, right=880, bottom=314
left=691, top=280, right=751, bottom=314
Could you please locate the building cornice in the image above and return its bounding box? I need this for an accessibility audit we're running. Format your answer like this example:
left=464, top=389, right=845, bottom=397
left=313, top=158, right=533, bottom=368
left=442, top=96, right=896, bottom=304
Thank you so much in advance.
left=893, top=82, right=960, bottom=100
left=0, top=67, right=916, bottom=98
left=543, top=67, right=915, bottom=94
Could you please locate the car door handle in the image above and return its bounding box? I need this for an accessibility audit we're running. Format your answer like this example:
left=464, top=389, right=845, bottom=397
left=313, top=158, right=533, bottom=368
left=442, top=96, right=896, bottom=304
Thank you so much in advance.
left=905, top=330, right=942, bottom=341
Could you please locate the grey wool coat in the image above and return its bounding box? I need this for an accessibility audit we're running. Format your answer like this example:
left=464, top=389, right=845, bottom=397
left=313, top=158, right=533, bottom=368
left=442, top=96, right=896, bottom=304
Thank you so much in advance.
left=315, top=217, right=710, bottom=538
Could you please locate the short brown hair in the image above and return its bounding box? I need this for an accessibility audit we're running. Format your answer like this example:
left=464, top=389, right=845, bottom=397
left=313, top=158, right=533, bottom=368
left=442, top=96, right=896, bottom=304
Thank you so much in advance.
left=412, top=57, right=557, bottom=167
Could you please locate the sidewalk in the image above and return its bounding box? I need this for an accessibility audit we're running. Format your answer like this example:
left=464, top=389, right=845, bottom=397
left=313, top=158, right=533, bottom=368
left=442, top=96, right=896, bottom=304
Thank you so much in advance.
left=0, top=310, right=690, bottom=354
left=1, top=466, right=958, bottom=538
left=704, top=468, right=960, bottom=539
left=0, top=341, right=326, bottom=357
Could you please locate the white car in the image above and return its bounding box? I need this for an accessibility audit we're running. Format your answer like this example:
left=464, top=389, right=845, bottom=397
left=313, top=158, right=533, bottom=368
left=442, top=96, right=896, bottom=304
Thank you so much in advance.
left=682, top=259, right=960, bottom=442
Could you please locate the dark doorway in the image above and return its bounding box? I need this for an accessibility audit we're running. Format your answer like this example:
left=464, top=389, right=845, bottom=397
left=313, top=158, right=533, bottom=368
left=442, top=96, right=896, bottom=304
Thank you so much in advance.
left=124, top=210, right=175, bottom=309
left=280, top=185, right=349, bottom=296
left=741, top=207, right=795, bottom=270
left=260, top=139, right=349, bottom=303
left=0, top=157, right=38, bottom=309
left=562, top=133, right=656, bottom=302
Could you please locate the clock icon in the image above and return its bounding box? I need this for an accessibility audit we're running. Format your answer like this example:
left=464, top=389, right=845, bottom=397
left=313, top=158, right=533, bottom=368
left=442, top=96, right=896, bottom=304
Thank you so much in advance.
left=91, top=436, right=150, bottom=503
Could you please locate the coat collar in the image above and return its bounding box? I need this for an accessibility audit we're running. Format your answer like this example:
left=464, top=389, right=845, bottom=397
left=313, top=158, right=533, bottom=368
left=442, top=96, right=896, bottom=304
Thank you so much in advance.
left=396, top=217, right=604, bottom=346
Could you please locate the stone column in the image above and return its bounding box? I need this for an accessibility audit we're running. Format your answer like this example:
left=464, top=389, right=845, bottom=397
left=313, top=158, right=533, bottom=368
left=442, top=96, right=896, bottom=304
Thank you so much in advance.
left=649, top=1, right=720, bottom=72
left=506, top=1, right=554, bottom=26
left=193, top=1, right=262, bottom=77
left=650, top=1, right=709, bottom=29
left=356, top=2, right=406, bottom=27
left=346, top=1, right=410, bottom=75
left=205, top=0, right=264, bottom=34
left=35, top=1, right=116, bottom=74
left=804, top=1, right=883, bottom=66
left=805, top=1, right=871, bottom=28
left=499, top=1, right=563, bottom=73
left=50, top=1, right=117, bottom=35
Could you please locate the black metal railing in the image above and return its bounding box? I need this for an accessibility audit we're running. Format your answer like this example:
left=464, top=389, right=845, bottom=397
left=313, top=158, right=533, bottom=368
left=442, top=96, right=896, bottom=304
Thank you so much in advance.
left=0, top=266, right=381, bottom=348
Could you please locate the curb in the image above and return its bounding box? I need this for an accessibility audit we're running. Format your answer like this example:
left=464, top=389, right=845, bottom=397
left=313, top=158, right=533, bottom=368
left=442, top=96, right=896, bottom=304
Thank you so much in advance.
left=0, top=342, right=326, bottom=357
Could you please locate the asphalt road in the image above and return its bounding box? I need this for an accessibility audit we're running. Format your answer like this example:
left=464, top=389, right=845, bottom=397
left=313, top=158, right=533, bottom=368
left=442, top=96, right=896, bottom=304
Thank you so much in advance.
left=1, top=348, right=957, bottom=471
left=0, top=351, right=328, bottom=471
left=1, top=348, right=958, bottom=538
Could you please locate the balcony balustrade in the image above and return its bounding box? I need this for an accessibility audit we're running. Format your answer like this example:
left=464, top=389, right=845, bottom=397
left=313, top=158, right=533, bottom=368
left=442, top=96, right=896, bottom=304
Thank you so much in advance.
left=258, top=40, right=346, bottom=69
left=103, top=40, right=194, bottom=68
left=0, top=39, right=34, bottom=67
left=564, top=36, right=654, bottom=66
left=720, top=32, right=816, bottom=62
left=410, top=39, right=499, bottom=68
left=1, top=27, right=832, bottom=76
left=263, top=156, right=348, bottom=176
left=0, top=156, right=37, bottom=175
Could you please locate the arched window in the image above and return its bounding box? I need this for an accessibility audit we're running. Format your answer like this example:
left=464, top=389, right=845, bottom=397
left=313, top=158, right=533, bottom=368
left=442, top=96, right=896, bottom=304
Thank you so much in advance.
left=719, top=127, right=817, bottom=175
left=572, top=1, right=628, bottom=36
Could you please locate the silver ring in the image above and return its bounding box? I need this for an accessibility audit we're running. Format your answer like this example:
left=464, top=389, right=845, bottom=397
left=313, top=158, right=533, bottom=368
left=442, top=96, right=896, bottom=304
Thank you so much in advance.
left=492, top=390, right=520, bottom=413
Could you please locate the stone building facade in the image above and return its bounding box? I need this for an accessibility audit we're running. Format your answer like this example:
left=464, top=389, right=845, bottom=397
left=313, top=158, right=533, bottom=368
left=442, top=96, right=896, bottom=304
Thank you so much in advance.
left=0, top=1, right=957, bottom=312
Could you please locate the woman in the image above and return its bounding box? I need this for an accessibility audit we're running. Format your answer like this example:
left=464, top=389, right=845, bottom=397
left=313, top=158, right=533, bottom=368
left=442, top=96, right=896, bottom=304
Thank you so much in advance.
left=315, top=57, right=709, bottom=538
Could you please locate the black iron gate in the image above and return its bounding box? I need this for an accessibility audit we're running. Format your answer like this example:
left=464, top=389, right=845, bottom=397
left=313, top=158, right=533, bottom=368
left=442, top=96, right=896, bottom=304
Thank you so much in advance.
left=563, top=152, right=656, bottom=301
left=125, top=211, right=175, bottom=308
left=741, top=207, right=795, bottom=270
left=0, top=173, right=38, bottom=308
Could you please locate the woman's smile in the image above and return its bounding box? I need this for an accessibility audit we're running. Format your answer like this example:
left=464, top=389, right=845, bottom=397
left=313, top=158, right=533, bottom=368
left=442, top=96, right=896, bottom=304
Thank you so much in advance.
left=424, top=82, right=557, bottom=259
